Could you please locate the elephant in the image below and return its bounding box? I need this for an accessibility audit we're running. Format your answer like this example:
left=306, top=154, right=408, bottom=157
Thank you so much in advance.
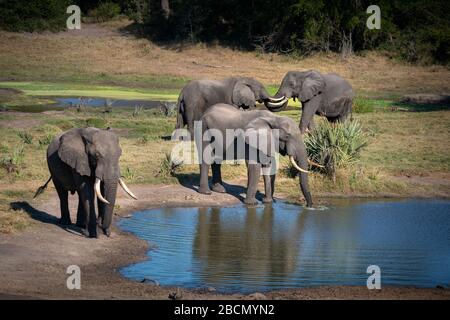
left=197, top=103, right=313, bottom=207
left=266, top=70, right=354, bottom=134
left=175, top=77, right=285, bottom=137
left=37, top=127, right=137, bottom=238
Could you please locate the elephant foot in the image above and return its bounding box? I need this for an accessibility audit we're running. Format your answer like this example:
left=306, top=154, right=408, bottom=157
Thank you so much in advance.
left=198, top=186, right=212, bottom=195
left=76, top=222, right=86, bottom=229
left=59, top=217, right=72, bottom=226
left=82, top=228, right=98, bottom=239
left=262, top=196, right=273, bottom=204
left=211, top=183, right=226, bottom=193
left=244, top=197, right=258, bottom=206
left=103, top=227, right=111, bottom=237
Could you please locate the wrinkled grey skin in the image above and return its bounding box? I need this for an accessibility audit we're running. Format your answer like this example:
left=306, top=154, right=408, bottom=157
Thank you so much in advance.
left=198, top=103, right=312, bottom=207
left=268, top=70, right=354, bottom=134
left=47, top=127, right=122, bottom=238
left=176, top=77, right=272, bottom=137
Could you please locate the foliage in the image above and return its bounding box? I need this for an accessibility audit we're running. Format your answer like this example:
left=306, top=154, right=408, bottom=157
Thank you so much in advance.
left=87, top=2, right=121, bottom=22
left=139, top=0, right=450, bottom=65
left=157, top=152, right=183, bottom=179
left=17, top=131, right=33, bottom=145
left=305, top=120, right=368, bottom=178
left=0, top=0, right=71, bottom=32
left=0, top=146, right=25, bottom=175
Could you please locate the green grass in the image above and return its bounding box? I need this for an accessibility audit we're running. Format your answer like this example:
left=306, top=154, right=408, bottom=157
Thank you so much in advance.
left=0, top=81, right=179, bottom=101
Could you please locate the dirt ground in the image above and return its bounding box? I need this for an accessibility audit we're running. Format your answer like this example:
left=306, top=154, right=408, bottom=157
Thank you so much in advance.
left=0, top=183, right=449, bottom=300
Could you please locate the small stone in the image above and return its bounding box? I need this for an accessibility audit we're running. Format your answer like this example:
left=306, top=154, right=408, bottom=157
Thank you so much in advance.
left=248, top=292, right=268, bottom=300
left=169, top=288, right=183, bottom=300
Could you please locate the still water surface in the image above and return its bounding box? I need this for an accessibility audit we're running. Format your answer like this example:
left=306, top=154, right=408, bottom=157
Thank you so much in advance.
left=118, top=199, right=450, bottom=293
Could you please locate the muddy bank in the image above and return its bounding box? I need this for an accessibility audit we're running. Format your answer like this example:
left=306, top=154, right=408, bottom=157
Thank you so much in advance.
left=0, top=183, right=449, bottom=299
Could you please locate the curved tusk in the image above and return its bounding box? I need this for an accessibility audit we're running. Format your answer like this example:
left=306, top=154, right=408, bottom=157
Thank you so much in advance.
left=266, top=98, right=288, bottom=108
left=269, top=96, right=286, bottom=102
left=119, top=178, right=138, bottom=200
left=308, top=159, right=325, bottom=168
left=95, top=178, right=110, bottom=204
left=289, top=156, right=309, bottom=173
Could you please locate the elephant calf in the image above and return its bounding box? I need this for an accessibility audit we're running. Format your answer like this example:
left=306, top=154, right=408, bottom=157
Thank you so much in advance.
left=36, top=127, right=137, bottom=238
left=266, top=70, right=354, bottom=134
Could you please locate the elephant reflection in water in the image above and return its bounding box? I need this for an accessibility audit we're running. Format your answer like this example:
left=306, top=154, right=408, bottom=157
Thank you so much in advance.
left=192, top=205, right=307, bottom=284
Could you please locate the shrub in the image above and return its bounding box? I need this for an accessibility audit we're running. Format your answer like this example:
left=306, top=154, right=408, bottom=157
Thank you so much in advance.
left=305, top=120, right=368, bottom=178
left=0, top=0, right=70, bottom=32
left=88, top=2, right=121, bottom=22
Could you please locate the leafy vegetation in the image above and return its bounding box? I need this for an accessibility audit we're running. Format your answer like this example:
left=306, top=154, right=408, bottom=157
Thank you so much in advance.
left=305, top=120, right=368, bottom=178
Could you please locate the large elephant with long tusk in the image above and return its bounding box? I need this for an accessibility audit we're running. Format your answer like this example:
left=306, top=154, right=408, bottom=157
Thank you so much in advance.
left=37, top=127, right=137, bottom=238
left=198, top=103, right=313, bottom=207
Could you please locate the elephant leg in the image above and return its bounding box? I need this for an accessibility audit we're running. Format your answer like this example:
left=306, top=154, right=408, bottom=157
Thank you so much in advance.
left=262, top=174, right=275, bottom=203
left=76, top=196, right=85, bottom=228
left=77, top=179, right=97, bottom=238
left=211, top=163, right=226, bottom=193
left=244, top=163, right=260, bottom=205
left=54, top=179, right=71, bottom=225
left=198, top=163, right=211, bottom=194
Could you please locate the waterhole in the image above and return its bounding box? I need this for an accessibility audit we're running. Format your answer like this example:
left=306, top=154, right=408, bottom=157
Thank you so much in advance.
left=118, top=199, right=450, bottom=293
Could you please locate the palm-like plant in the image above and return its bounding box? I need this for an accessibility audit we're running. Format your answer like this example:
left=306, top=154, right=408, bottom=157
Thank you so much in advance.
left=305, top=120, right=368, bottom=178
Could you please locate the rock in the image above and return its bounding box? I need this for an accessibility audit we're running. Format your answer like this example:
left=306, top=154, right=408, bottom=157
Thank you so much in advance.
left=247, top=292, right=268, bottom=300
left=436, top=285, right=446, bottom=290
left=169, top=288, right=183, bottom=300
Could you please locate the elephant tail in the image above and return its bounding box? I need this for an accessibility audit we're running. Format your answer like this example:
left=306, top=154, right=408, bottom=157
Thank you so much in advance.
left=33, top=176, right=52, bottom=198
left=175, top=94, right=185, bottom=129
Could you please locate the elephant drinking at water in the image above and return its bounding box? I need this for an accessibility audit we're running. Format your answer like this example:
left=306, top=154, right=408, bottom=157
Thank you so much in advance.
left=197, top=103, right=313, bottom=207
left=37, top=127, right=138, bottom=238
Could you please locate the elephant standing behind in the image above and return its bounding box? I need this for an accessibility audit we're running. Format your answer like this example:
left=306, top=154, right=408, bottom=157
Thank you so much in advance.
left=40, top=127, right=137, bottom=238
left=176, top=77, right=284, bottom=137
left=198, top=103, right=313, bottom=207
left=266, top=70, right=354, bottom=134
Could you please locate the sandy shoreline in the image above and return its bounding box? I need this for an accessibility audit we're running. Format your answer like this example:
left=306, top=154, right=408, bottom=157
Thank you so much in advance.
left=0, top=183, right=449, bottom=300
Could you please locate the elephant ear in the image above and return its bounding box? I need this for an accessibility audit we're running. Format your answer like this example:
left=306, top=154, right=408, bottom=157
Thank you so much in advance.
left=300, top=71, right=325, bottom=102
left=244, top=116, right=277, bottom=158
left=58, top=129, right=91, bottom=177
left=232, top=81, right=256, bottom=108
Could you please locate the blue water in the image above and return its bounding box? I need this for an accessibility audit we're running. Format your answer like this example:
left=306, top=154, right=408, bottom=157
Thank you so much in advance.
left=118, top=199, right=450, bottom=293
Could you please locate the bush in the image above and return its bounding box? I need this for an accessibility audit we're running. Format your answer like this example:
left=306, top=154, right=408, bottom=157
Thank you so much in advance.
left=0, top=0, right=70, bottom=32
left=88, top=2, right=121, bottom=22
left=305, top=120, right=368, bottom=178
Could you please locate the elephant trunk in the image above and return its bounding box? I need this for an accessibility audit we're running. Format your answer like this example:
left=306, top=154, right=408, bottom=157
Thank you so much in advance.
left=101, top=179, right=118, bottom=235
left=291, top=143, right=313, bottom=208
